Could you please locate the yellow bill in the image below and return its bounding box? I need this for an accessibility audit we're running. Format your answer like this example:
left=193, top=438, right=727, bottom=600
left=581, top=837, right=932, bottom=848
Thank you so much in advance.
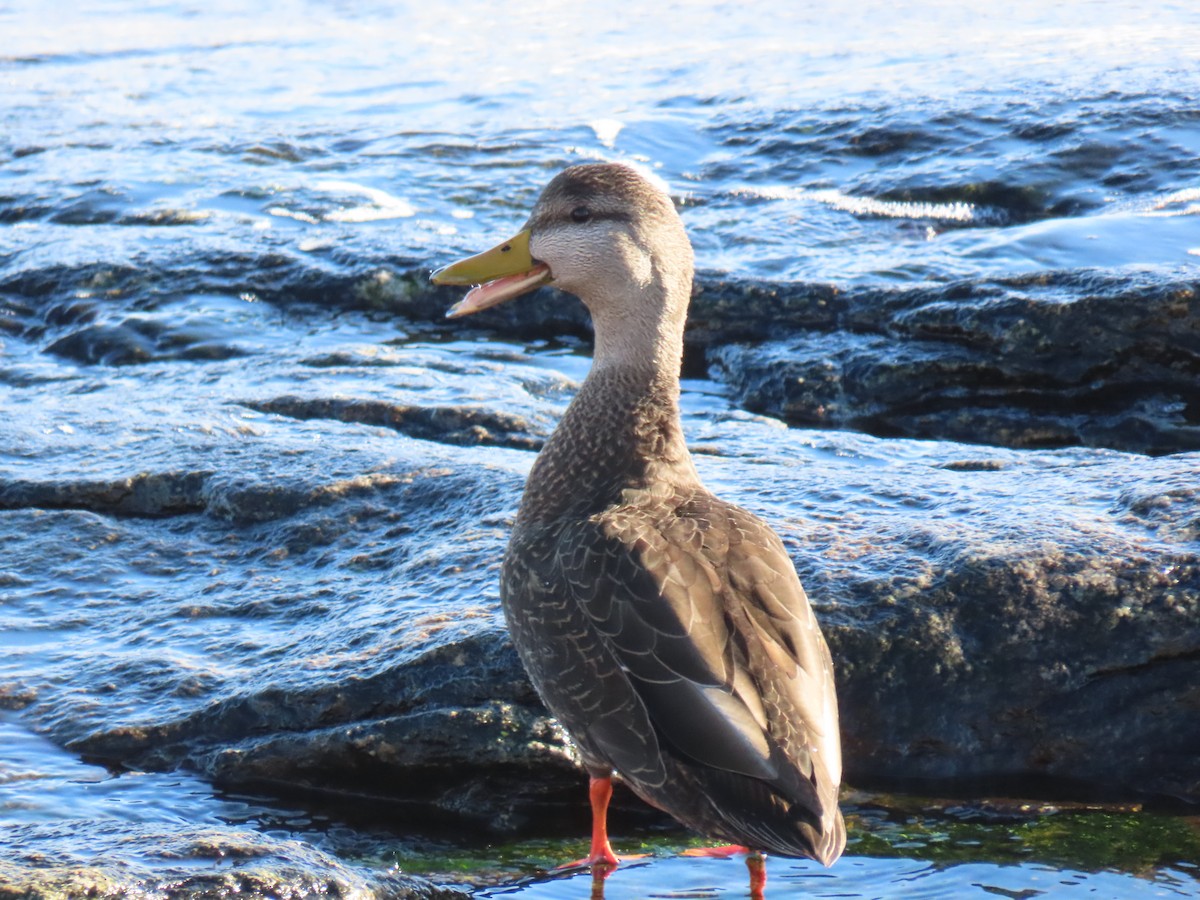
left=431, top=228, right=553, bottom=318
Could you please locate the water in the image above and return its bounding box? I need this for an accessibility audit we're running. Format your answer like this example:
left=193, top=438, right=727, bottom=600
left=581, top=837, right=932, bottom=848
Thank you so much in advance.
left=6, top=712, right=1198, bottom=897
left=4, top=0, right=1198, bottom=287
left=3, top=0, right=1199, bottom=896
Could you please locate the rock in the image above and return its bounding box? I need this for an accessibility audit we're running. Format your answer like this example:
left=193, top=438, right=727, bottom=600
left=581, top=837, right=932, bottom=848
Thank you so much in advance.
left=830, top=516, right=1200, bottom=800
left=45, top=315, right=250, bottom=366
left=0, top=717, right=463, bottom=900
left=0, top=822, right=463, bottom=900
left=704, top=273, right=1200, bottom=456
left=68, top=630, right=583, bottom=832
left=243, top=396, right=548, bottom=450
left=10, top=249, right=1196, bottom=453
left=4, top=429, right=1197, bottom=812
left=366, top=267, right=1200, bottom=456
left=0, top=470, right=212, bottom=517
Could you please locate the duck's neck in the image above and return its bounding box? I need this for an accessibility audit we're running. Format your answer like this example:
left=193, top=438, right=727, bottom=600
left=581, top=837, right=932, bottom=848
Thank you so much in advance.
left=516, top=291, right=697, bottom=526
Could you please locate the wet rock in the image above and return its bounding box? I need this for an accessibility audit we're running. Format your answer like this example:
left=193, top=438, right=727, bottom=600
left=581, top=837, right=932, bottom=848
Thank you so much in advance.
left=12, top=250, right=1196, bottom=455
left=830, top=537, right=1200, bottom=801
left=69, top=631, right=580, bottom=832
left=0, top=193, right=54, bottom=224
left=5, top=432, right=1197, bottom=816
left=45, top=321, right=159, bottom=365
left=47, top=188, right=125, bottom=225
left=198, top=697, right=579, bottom=832
left=328, top=265, right=1200, bottom=455
left=118, top=208, right=212, bottom=227
left=0, top=821, right=462, bottom=900
left=875, top=180, right=1090, bottom=225
left=45, top=315, right=249, bottom=366
left=0, top=471, right=212, bottom=517
left=705, top=273, right=1200, bottom=455
left=244, top=396, right=548, bottom=450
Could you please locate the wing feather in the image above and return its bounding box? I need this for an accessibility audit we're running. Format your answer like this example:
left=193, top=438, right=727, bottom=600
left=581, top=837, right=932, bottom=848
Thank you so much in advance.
left=553, top=488, right=842, bottom=814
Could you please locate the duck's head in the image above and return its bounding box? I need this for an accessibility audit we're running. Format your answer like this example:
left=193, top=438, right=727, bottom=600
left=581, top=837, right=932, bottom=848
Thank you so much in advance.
left=432, top=163, right=694, bottom=332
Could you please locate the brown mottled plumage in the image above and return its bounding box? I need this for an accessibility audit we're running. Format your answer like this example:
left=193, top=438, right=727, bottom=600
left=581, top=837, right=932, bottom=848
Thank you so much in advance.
left=432, top=163, right=845, bottom=868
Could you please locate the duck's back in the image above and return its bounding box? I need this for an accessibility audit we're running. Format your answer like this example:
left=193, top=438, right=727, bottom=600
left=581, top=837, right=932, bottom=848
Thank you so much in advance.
left=501, top=477, right=845, bottom=864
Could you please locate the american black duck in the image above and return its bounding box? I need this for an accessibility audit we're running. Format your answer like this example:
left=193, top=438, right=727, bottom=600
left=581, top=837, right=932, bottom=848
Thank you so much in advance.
left=431, top=163, right=845, bottom=876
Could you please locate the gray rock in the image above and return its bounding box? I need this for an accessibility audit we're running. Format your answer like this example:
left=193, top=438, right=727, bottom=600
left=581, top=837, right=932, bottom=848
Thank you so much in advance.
left=11, top=252, right=1196, bottom=453
left=4, top=413, right=1197, bottom=812
left=0, top=717, right=463, bottom=900
left=242, top=396, right=548, bottom=451
left=371, top=266, right=1200, bottom=455
left=703, top=273, right=1200, bottom=456
left=68, top=630, right=582, bottom=832
left=0, top=822, right=462, bottom=900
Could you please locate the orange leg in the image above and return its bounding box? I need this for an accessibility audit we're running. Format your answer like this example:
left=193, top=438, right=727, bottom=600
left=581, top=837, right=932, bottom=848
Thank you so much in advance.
left=585, top=775, right=620, bottom=869
left=560, top=775, right=621, bottom=871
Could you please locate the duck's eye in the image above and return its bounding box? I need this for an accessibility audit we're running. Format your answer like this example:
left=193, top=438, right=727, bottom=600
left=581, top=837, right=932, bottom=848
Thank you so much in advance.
left=570, top=205, right=592, bottom=223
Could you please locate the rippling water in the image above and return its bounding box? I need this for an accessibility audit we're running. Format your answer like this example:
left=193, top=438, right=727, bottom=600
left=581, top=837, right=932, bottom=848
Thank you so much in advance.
left=5, top=0, right=1199, bottom=286
left=6, top=710, right=1199, bottom=898
left=3, top=0, right=1199, bottom=896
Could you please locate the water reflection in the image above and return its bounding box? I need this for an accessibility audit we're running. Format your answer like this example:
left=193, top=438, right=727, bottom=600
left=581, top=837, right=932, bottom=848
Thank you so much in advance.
left=576, top=850, right=765, bottom=900
left=470, top=853, right=1200, bottom=900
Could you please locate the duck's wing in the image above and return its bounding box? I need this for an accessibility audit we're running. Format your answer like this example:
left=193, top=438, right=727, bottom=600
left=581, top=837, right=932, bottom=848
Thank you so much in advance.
left=554, top=490, right=842, bottom=837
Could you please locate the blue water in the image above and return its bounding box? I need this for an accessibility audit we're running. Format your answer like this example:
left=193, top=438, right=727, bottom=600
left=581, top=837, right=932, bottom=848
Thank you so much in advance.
left=6, top=713, right=1198, bottom=897
left=4, top=0, right=1198, bottom=289
left=475, top=857, right=1200, bottom=900
left=3, top=0, right=1200, bottom=896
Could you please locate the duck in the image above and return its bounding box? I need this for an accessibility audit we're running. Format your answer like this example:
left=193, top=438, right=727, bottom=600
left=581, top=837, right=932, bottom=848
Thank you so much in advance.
left=431, top=163, right=846, bottom=878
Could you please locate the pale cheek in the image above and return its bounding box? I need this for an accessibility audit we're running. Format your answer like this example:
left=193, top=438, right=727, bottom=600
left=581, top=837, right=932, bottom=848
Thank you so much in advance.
left=532, top=229, right=651, bottom=291
left=532, top=233, right=590, bottom=288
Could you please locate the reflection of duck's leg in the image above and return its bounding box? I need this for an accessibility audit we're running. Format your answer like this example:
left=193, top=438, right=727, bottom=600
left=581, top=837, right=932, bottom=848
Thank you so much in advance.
left=590, top=864, right=609, bottom=900
left=747, top=851, right=767, bottom=900
left=682, top=844, right=748, bottom=858
left=680, top=845, right=766, bottom=898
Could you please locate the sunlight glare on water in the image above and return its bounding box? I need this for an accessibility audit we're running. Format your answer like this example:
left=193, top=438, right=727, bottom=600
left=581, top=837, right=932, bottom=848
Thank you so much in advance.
left=4, top=0, right=1198, bottom=285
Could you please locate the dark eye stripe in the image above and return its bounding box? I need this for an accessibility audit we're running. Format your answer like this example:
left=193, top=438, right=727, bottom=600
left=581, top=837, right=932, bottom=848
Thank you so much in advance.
left=567, top=208, right=630, bottom=224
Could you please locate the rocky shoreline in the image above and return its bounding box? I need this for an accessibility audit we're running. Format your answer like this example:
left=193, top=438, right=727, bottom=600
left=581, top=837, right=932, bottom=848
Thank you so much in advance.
left=3, top=264, right=1198, bottom=897
left=9, top=258, right=1197, bottom=455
